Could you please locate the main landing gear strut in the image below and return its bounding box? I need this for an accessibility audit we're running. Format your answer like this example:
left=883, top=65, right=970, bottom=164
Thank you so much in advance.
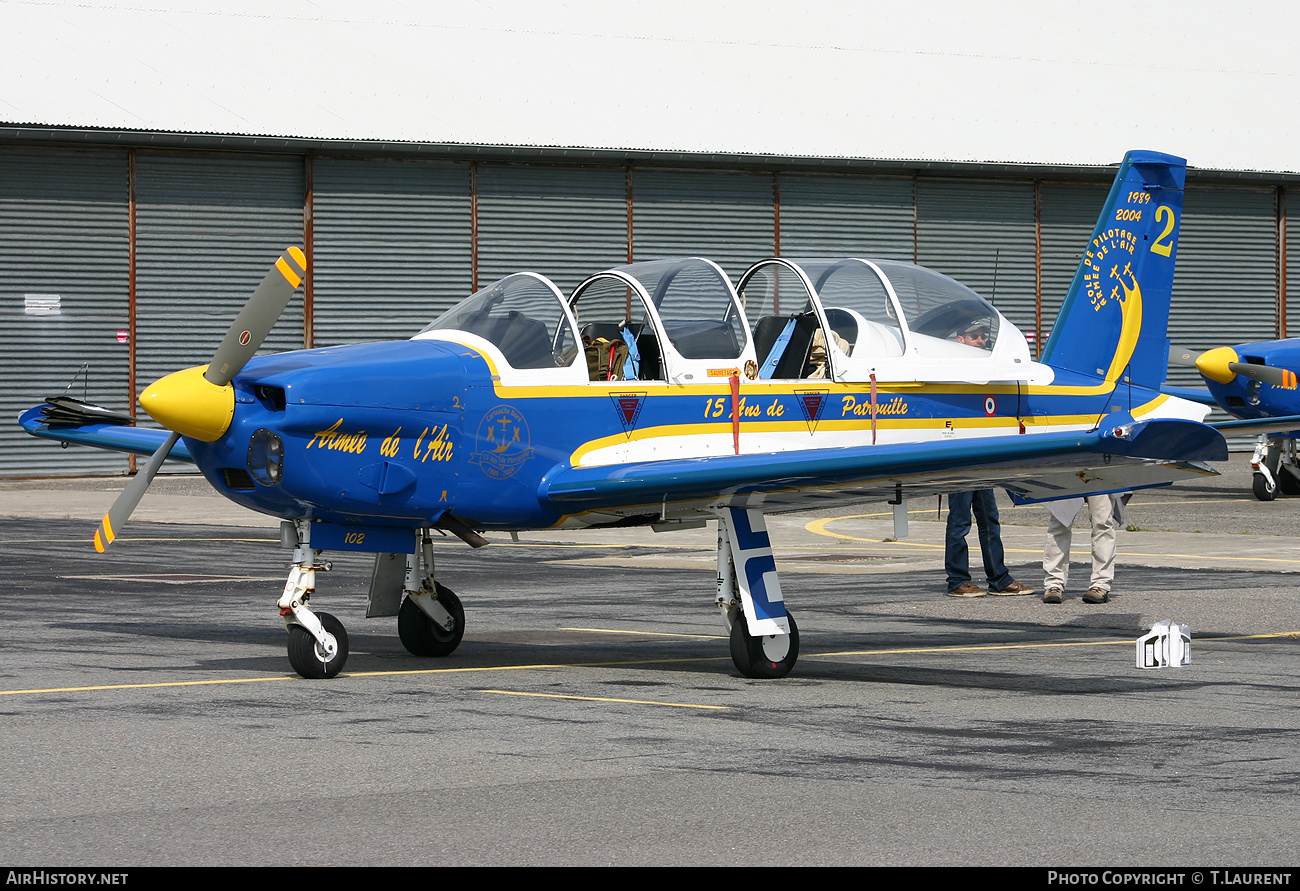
left=715, top=507, right=799, bottom=678
left=275, top=513, right=801, bottom=681
left=396, top=531, right=465, bottom=658
left=277, top=522, right=466, bottom=679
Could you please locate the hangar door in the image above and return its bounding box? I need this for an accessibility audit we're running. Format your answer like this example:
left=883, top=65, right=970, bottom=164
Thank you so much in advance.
left=776, top=173, right=914, bottom=261
left=1287, top=187, right=1299, bottom=339
left=0, top=147, right=131, bottom=477
left=631, top=169, right=776, bottom=281
left=133, top=152, right=306, bottom=404
left=476, top=164, right=629, bottom=296
left=311, top=158, right=472, bottom=347
left=1168, top=185, right=1278, bottom=444
left=915, top=178, right=1038, bottom=342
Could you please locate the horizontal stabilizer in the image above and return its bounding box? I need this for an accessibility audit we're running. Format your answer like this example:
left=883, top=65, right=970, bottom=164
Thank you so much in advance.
left=1095, top=413, right=1227, bottom=461
left=18, top=404, right=194, bottom=463
left=36, top=396, right=135, bottom=427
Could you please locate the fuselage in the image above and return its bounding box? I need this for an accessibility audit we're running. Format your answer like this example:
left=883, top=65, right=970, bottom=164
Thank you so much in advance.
left=180, top=245, right=1208, bottom=535
left=185, top=335, right=1205, bottom=533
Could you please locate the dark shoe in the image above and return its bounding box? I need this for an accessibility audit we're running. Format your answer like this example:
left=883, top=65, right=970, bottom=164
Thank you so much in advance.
left=991, top=581, right=1036, bottom=596
left=1083, top=587, right=1110, bottom=604
left=947, top=583, right=987, bottom=598
left=1042, top=587, right=1063, bottom=604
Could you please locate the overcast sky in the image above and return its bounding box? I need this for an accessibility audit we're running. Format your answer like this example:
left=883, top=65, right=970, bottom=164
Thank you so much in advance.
left=3, top=0, right=1296, bottom=171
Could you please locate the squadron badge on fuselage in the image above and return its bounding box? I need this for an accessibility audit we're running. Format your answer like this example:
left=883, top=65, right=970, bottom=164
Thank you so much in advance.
left=470, top=404, right=534, bottom=479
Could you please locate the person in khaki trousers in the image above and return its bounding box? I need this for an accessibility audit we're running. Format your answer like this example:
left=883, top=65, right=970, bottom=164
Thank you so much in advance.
left=1042, top=493, right=1124, bottom=604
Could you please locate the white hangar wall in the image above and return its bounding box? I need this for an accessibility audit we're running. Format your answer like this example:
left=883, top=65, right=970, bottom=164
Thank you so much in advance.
left=1, top=142, right=1295, bottom=476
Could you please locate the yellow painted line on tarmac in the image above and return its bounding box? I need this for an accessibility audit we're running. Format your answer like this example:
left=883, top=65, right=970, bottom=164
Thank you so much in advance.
left=562, top=626, right=725, bottom=639
left=2, top=630, right=1294, bottom=698
left=0, top=663, right=568, bottom=696
left=804, top=516, right=1300, bottom=564
left=0, top=675, right=319, bottom=695
left=1111, top=551, right=1300, bottom=564
left=479, top=689, right=727, bottom=709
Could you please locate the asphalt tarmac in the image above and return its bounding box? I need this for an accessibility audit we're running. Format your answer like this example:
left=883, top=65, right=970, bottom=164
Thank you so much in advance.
left=1, top=456, right=1298, bottom=866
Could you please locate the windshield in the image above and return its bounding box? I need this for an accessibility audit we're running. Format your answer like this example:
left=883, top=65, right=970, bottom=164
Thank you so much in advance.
left=420, top=273, right=576, bottom=368
left=872, top=259, right=1000, bottom=349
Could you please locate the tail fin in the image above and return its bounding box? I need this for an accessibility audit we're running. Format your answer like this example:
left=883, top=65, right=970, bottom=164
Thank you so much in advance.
left=1040, top=150, right=1187, bottom=390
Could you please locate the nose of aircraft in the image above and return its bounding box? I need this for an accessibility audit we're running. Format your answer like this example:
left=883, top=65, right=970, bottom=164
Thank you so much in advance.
left=138, top=364, right=235, bottom=442
left=1194, top=346, right=1240, bottom=384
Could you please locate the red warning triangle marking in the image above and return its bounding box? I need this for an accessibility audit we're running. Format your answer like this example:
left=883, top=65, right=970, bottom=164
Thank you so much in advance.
left=611, top=392, right=646, bottom=436
left=795, top=390, right=827, bottom=433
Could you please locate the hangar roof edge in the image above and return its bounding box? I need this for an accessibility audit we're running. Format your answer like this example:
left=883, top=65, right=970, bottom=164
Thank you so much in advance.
left=5, top=124, right=1298, bottom=185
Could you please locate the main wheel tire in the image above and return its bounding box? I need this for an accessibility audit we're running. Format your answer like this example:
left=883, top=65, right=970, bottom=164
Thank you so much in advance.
left=1279, top=467, right=1300, bottom=497
left=398, top=584, right=465, bottom=657
left=729, top=609, right=799, bottom=679
left=1254, top=472, right=1278, bottom=501
left=287, top=610, right=348, bottom=679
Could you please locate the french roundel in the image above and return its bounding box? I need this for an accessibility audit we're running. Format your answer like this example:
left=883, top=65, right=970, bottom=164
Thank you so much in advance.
left=983, top=395, right=997, bottom=417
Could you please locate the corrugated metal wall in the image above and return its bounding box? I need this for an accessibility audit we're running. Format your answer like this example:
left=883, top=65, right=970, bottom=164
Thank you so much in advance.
left=1166, top=185, right=1279, bottom=443
left=133, top=152, right=305, bottom=394
left=916, top=179, right=1039, bottom=337
left=1166, top=186, right=1277, bottom=391
left=1286, top=188, right=1299, bottom=339
left=3, top=145, right=1296, bottom=477
left=0, top=147, right=131, bottom=476
left=477, top=163, right=628, bottom=295
left=631, top=169, right=775, bottom=277
left=777, top=173, right=914, bottom=260
left=1038, top=182, right=1112, bottom=352
left=311, top=157, right=471, bottom=346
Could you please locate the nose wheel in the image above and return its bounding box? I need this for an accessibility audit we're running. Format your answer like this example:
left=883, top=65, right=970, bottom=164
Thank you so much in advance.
left=729, top=610, right=799, bottom=679
left=287, top=610, right=349, bottom=679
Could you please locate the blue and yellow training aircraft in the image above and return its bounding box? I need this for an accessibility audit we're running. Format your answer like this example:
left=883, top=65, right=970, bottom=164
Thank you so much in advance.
left=21, top=150, right=1234, bottom=679
left=1167, top=341, right=1300, bottom=500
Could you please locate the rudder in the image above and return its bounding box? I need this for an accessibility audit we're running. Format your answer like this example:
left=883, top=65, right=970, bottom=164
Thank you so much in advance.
left=1040, top=150, right=1187, bottom=390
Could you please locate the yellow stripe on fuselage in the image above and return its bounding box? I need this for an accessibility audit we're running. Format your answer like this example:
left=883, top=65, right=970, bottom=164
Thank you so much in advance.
left=424, top=337, right=1174, bottom=465
left=566, top=403, right=1165, bottom=466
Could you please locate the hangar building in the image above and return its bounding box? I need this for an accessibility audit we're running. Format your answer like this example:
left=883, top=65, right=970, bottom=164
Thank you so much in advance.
left=3, top=1, right=1298, bottom=475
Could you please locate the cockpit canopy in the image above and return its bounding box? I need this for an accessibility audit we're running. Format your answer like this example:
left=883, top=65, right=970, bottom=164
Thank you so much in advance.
left=414, top=256, right=1036, bottom=385
left=416, top=258, right=754, bottom=384
left=418, top=272, right=576, bottom=370
left=738, top=258, right=1032, bottom=383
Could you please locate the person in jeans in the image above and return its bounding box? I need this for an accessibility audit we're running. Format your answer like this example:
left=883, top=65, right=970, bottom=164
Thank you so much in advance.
left=945, top=489, right=1035, bottom=598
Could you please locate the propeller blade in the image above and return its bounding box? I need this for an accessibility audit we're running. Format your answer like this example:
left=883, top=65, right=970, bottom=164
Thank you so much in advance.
left=1169, top=344, right=1199, bottom=366
left=1228, top=362, right=1299, bottom=389
left=93, top=431, right=182, bottom=552
left=205, top=247, right=306, bottom=386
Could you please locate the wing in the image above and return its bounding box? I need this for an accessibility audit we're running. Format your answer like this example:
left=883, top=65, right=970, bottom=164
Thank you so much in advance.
left=1208, top=415, right=1300, bottom=438
left=541, top=412, right=1226, bottom=517
left=18, top=403, right=194, bottom=463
